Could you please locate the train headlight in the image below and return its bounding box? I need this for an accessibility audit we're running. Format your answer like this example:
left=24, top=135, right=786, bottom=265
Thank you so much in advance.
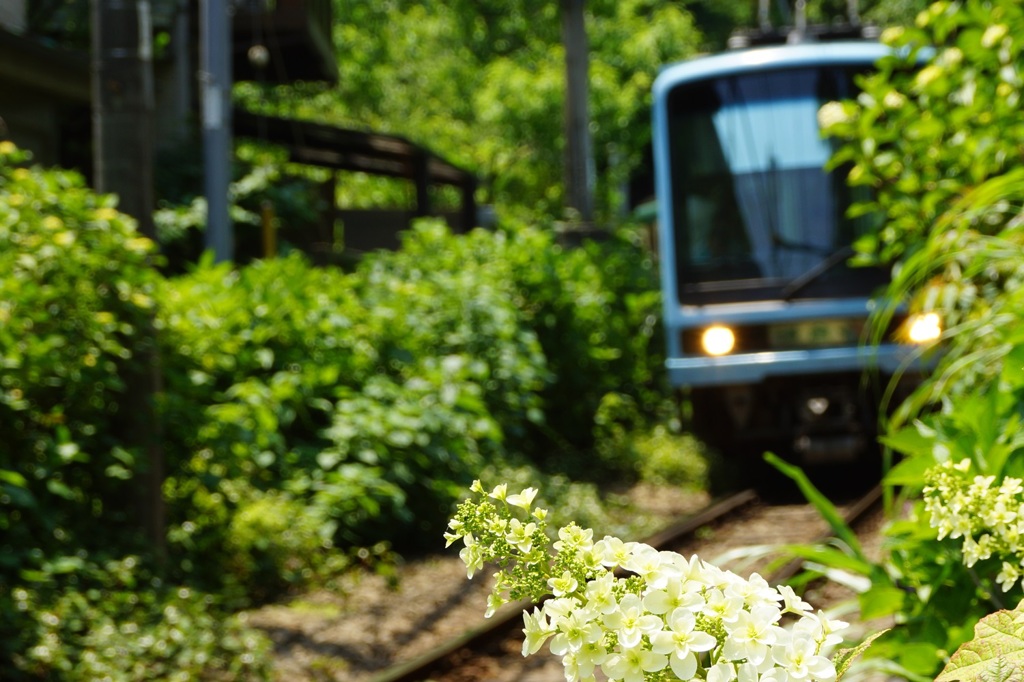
left=701, top=325, right=736, bottom=356
left=907, top=312, right=942, bottom=344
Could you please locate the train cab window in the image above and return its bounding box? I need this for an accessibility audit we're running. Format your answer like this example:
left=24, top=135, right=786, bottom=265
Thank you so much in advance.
left=666, top=65, right=876, bottom=300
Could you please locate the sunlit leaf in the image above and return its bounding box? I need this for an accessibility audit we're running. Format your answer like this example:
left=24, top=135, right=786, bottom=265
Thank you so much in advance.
left=936, top=599, right=1024, bottom=682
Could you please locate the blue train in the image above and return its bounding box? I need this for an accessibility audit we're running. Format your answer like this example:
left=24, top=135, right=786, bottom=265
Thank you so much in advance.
left=651, top=24, right=937, bottom=473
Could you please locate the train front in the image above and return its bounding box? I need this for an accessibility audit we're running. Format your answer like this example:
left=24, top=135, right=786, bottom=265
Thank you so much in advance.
left=652, top=41, right=935, bottom=469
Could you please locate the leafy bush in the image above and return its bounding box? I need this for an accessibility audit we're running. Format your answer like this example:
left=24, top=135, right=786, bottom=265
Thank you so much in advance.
left=823, top=0, right=1024, bottom=268
left=1, top=142, right=670, bottom=675
left=0, top=145, right=274, bottom=679
left=363, top=220, right=665, bottom=480
left=158, top=228, right=553, bottom=563
left=224, top=488, right=335, bottom=603
left=788, top=2, right=1024, bottom=677
left=632, top=425, right=708, bottom=489
left=9, top=557, right=271, bottom=681
left=0, top=141, right=160, bottom=582
left=499, top=224, right=665, bottom=465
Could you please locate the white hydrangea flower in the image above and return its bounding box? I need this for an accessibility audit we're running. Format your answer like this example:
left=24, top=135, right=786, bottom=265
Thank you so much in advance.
left=549, top=606, right=602, bottom=656
left=727, top=572, right=781, bottom=610
left=603, top=643, right=668, bottom=682
left=602, top=593, right=663, bottom=648
left=777, top=584, right=813, bottom=615
left=448, top=481, right=849, bottom=682
left=573, top=637, right=610, bottom=680
left=772, top=633, right=836, bottom=681
left=792, top=610, right=849, bottom=650
left=549, top=570, right=580, bottom=598
left=459, top=533, right=483, bottom=578
left=708, top=660, right=738, bottom=682
left=649, top=607, right=717, bottom=679
left=996, top=561, right=1021, bottom=592
left=593, top=535, right=635, bottom=568
left=582, top=571, right=619, bottom=615
left=554, top=522, right=595, bottom=553
left=488, top=483, right=508, bottom=501
left=623, top=543, right=678, bottom=590
left=522, top=606, right=556, bottom=655
left=703, top=587, right=745, bottom=624
left=723, top=604, right=785, bottom=665
left=505, top=518, right=537, bottom=553
left=507, top=486, right=538, bottom=511
left=643, top=575, right=704, bottom=615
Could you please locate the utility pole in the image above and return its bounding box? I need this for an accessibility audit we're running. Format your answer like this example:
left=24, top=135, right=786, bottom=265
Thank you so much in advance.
left=91, top=0, right=155, bottom=236
left=561, top=0, right=595, bottom=225
left=200, top=0, right=233, bottom=261
left=90, top=0, right=165, bottom=560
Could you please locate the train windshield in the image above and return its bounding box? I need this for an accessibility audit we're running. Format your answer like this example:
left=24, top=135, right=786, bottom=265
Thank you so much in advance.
left=666, top=65, right=881, bottom=301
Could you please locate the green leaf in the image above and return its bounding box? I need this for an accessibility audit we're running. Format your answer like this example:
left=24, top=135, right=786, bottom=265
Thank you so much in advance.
left=45, top=555, right=85, bottom=574
left=834, top=629, right=890, bottom=682
left=900, top=641, right=947, bottom=676
left=775, top=542, right=875, bottom=577
left=883, top=451, right=937, bottom=487
left=46, top=479, right=75, bottom=500
left=935, top=599, right=1024, bottom=682
left=0, top=469, right=28, bottom=488
left=763, top=452, right=867, bottom=563
left=859, top=585, right=906, bottom=620
left=879, top=422, right=936, bottom=460
left=104, top=464, right=133, bottom=480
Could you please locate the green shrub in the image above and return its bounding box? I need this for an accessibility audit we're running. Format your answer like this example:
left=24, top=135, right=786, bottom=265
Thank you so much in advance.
left=353, top=221, right=551, bottom=446
left=10, top=557, right=271, bottom=681
left=0, top=144, right=278, bottom=679
left=224, top=489, right=335, bottom=602
left=361, top=220, right=665, bottom=480
left=794, top=2, right=1024, bottom=676
left=633, top=425, right=708, bottom=489
left=0, top=142, right=670, bottom=673
left=158, top=238, right=549, bottom=559
left=0, top=141, right=161, bottom=578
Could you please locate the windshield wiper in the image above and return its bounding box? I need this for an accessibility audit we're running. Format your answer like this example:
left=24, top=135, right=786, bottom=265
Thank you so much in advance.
left=780, top=246, right=855, bottom=300
left=772, top=234, right=832, bottom=256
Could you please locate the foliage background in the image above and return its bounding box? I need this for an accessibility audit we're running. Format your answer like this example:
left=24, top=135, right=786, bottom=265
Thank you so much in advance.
left=2, top=0, right=938, bottom=677
left=232, top=0, right=924, bottom=227
left=807, top=1, right=1024, bottom=678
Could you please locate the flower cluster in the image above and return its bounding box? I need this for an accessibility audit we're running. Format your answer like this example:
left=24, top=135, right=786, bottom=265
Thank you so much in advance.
left=924, top=459, right=1024, bottom=592
left=445, top=481, right=848, bottom=682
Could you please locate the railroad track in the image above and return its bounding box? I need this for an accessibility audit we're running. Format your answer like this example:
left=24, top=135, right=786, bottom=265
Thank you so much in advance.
left=369, top=484, right=883, bottom=682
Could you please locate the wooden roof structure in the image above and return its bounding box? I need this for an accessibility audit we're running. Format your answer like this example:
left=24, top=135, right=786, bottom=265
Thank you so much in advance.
left=233, top=110, right=478, bottom=230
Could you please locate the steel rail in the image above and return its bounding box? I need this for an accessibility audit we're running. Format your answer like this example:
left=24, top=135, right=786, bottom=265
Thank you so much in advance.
left=770, top=483, right=882, bottom=584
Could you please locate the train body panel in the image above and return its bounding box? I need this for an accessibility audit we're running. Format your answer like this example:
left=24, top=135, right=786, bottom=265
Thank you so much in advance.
left=651, top=37, right=928, bottom=470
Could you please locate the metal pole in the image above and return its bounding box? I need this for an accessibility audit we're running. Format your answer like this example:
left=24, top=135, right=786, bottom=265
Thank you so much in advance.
left=759, top=0, right=772, bottom=31
left=561, top=0, right=595, bottom=224
left=200, top=0, right=233, bottom=262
